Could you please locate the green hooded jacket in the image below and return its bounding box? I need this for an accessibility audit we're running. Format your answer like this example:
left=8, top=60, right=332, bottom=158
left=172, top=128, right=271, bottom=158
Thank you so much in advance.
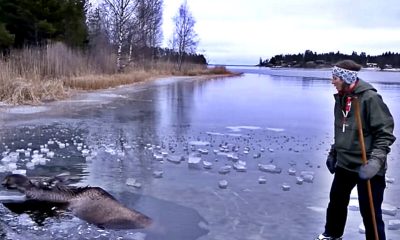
left=332, top=79, right=396, bottom=175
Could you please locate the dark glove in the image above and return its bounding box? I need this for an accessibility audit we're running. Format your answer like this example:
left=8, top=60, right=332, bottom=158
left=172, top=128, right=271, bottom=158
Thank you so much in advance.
left=359, top=158, right=383, bottom=180
left=326, top=144, right=337, bottom=174
left=359, top=149, right=387, bottom=180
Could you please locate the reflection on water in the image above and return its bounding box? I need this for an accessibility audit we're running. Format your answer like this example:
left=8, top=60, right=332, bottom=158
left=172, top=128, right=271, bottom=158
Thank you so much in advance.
left=1, top=68, right=400, bottom=239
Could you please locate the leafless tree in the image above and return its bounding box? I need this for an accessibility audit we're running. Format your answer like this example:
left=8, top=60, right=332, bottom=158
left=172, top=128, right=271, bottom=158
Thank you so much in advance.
left=128, top=0, right=163, bottom=62
left=102, top=0, right=138, bottom=71
left=172, top=0, right=198, bottom=70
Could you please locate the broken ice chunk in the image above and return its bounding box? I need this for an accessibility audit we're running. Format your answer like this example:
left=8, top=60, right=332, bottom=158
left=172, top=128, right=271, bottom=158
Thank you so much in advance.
left=153, top=153, right=164, bottom=161
left=188, top=155, right=202, bottom=169
left=388, top=219, right=400, bottom=230
left=197, top=149, right=209, bottom=155
left=46, top=151, right=55, bottom=158
left=258, top=176, right=267, bottom=184
left=125, top=178, right=142, bottom=188
left=281, top=183, right=291, bottom=191
left=202, top=161, right=213, bottom=169
left=218, top=180, right=228, bottom=189
left=153, top=170, right=164, bottom=178
left=300, top=171, right=315, bottom=183
left=296, top=177, right=304, bottom=185
left=258, top=164, right=281, bottom=174
left=233, top=161, right=247, bottom=172
left=218, top=165, right=232, bottom=174
left=288, top=168, right=296, bottom=176
left=348, top=199, right=359, bottom=211
left=167, top=155, right=184, bottom=164
left=382, top=203, right=397, bottom=216
left=359, top=222, right=365, bottom=234
left=226, top=153, right=239, bottom=162
left=385, top=176, right=395, bottom=184
left=12, top=169, right=27, bottom=175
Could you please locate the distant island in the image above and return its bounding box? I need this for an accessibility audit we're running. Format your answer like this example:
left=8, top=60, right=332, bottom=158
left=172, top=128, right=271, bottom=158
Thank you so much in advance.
left=258, top=50, right=400, bottom=70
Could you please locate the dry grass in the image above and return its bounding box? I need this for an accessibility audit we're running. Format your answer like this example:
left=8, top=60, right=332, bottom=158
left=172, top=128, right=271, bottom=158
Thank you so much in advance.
left=0, top=43, right=235, bottom=105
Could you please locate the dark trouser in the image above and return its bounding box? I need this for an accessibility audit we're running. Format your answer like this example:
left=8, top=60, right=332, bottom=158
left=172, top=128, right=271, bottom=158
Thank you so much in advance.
left=324, top=167, right=386, bottom=240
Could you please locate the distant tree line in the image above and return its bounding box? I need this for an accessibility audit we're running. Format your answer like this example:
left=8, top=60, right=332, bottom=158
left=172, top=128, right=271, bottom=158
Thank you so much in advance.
left=258, top=50, right=400, bottom=70
left=0, top=0, right=205, bottom=71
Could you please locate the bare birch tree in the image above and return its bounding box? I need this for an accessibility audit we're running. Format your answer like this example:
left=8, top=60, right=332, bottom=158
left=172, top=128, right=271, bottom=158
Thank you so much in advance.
left=102, top=0, right=137, bottom=71
left=129, top=0, right=163, bottom=62
left=172, top=0, right=198, bottom=70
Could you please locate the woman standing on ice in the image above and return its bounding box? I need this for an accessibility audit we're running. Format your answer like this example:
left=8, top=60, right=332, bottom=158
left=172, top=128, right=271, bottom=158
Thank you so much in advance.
left=316, top=60, right=396, bottom=240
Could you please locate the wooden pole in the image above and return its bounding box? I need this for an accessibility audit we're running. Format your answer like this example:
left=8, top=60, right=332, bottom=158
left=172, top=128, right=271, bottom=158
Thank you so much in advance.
left=353, top=97, right=379, bottom=240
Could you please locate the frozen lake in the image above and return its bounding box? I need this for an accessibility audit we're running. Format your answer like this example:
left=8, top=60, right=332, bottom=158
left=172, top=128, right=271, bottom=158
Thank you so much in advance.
left=0, top=67, right=399, bottom=239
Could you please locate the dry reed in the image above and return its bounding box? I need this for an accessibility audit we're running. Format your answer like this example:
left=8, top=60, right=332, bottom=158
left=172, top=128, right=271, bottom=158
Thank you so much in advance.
left=0, top=43, right=233, bottom=104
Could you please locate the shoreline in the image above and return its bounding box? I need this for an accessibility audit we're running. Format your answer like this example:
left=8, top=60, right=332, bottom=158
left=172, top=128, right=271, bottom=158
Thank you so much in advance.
left=0, top=72, right=241, bottom=114
left=0, top=65, right=241, bottom=107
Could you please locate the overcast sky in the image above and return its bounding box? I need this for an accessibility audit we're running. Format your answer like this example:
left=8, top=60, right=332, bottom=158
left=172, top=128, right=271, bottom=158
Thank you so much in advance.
left=162, top=0, right=400, bottom=65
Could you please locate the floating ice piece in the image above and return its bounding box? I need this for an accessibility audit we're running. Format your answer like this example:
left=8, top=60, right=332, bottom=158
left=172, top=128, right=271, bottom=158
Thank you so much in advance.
left=161, top=151, right=168, bottom=157
left=233, top=161, right=247, bottom=172
left=153, top=170, right=163, bottom=178
left=125, top=178, right=142, bottom=188
left=350, top=188, right=358, bottom=199
left=386, top=176, right=395, bottom=184
left=167, top=155, right=184, bottom=164
left=6, top=163, right=17, bottom=171
left=0, top=166, right=7, bottom=173
left=58, top=143, right=66, bottom=149
left=296, top=177, right=304, bottom=185
left=188, top=156, right=202, bottom=169
left=218, top=180, right=228, bottom=189
left=153, top=153, right=164, bottom=161
left=258, top=164, right=281, bottom=174
left=24, top=151, right=31, bottom=157
left=206, top=132, right=225, bottom=136
left=1, top=152, right=19, bottom=163
left=188, top=141, right=210, bottom=146
left=268, top=148, right=274, bottom=152
left=281, top=183, right=291, bottom=191
left=26, top=162, right=35, bottom=169
left=348, top=199, right=359, bottom=211
left=203, top=161, right=213, bottom=169
left=266, top=127, right=285, bottom=132
left=104, top=148, right=116, bottom=155
left=226, top=153, right=239, bottom=162
left=12, top=169, right=27, bottom=175
left=382, top=203, right=397, bottom=216
left=388, top=219, right=400, bottom=230
left=46, top=151, right=55, bottom=158
left=258, top=176, right=267, bottom=184
left=198, top=149, right=209, bottom=154
left=218, top=165, right=232, bottom=174
left=81, top=149, right=90, bottom=157
left=18, top=213, right=35, bottom=226
left=253, top=153, right=261, bottom=158
left=300, top=171, right=315, bottom=183
left=226, top=133, right=242, bottom=137
left=288, top=168, right=297, bottom=176
left=229, top=126, right=262, bottom=132
left=359, top=222, right=365, bottom=234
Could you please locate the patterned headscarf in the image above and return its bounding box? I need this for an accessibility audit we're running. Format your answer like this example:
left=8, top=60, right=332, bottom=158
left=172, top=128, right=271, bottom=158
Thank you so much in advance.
left=332, top=66, right=358, bottom=84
